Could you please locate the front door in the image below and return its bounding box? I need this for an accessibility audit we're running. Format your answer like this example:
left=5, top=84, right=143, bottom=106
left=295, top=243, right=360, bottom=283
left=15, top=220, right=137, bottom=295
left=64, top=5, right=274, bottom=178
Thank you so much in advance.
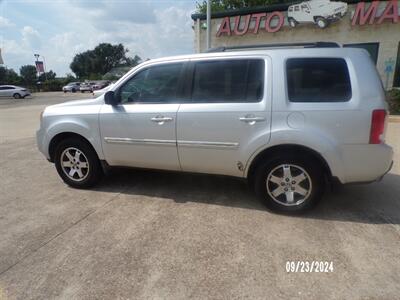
left=99, top=61, right=186, bottom=171
left=177, top=57, right=271, bottom=177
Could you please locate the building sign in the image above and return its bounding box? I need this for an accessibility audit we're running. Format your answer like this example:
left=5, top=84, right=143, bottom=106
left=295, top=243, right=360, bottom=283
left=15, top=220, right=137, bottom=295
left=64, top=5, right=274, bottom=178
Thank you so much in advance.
left=216, top=0, right=400, bottom=37
left=352, top=1, right=399, bottom=25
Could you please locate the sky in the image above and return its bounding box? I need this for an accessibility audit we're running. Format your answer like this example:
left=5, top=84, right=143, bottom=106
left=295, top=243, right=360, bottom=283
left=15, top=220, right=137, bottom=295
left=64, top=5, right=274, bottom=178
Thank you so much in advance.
left=0, top=0, right=198, bottom=77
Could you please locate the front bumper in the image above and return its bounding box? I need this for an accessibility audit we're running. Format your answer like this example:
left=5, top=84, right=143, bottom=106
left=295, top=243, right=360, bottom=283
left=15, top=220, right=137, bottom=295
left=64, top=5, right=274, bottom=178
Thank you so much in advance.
left=36, top=127, right=50, bottom=160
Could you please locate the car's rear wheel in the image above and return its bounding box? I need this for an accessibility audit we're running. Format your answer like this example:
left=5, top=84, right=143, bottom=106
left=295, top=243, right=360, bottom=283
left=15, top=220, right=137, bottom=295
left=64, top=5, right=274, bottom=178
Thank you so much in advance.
left=13, top=93, right=21, bottom=99
left=54, top=138, right=103, bottom=188
left=72, top=88, right=76, bottom=93
left=254, top=155, right=325, bottom=213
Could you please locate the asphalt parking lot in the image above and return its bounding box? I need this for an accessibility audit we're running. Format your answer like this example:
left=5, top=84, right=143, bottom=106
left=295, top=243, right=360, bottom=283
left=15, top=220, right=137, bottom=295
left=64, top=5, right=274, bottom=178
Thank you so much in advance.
left=0, top=92, right=399, bottom=299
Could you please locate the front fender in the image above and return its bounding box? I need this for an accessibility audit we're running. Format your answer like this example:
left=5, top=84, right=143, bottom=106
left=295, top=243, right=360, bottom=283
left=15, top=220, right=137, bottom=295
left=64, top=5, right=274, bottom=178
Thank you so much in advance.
left=43, top=115, right=104, bottom=160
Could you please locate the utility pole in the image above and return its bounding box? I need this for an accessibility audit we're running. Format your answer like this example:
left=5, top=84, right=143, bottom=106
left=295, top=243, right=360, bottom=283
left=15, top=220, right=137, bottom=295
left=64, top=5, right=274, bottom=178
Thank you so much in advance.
left=206, top=0, right=211, bottom=50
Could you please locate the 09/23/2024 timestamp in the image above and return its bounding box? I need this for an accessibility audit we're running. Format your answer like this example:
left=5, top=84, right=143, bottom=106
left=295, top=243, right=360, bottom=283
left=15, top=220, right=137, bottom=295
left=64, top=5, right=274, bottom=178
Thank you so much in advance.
left=286, top=261, right=334, bottom=273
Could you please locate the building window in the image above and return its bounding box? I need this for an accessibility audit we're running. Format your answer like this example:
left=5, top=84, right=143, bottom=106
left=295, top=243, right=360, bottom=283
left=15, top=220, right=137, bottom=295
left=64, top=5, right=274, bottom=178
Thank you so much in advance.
left=343, top=43, right=379, bottom=65
left=286, top=58, right=352, bottom=103
left=393, top=42, right=400, bottom=88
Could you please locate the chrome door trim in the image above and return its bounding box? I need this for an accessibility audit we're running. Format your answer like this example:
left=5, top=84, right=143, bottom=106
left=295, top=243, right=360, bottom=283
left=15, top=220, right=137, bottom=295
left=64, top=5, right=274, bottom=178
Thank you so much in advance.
left=178, top=140, right=239, bottom=149
left=104, top=137, right=176, bottom=146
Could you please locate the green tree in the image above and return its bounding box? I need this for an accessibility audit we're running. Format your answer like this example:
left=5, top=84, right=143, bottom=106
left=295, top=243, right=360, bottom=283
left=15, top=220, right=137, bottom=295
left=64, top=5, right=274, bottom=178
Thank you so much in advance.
left=0, top=67, right=22, bottom=85
left=196, top=0, right=293, bottom=13
left=38, top=70, right=57, bottom=82
left=19, top=65, right=37, bottom=85
left=70, top=43, right=141, bottom=78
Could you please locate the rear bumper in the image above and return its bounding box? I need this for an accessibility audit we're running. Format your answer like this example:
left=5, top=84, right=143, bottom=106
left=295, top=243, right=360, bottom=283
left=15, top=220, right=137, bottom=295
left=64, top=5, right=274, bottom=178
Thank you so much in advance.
left=337, top=143, right=394, bottom=184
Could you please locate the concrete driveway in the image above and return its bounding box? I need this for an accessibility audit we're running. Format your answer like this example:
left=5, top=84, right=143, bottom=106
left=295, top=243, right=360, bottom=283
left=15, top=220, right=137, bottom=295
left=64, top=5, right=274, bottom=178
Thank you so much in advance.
left=0, top=93, right=399, bottom=299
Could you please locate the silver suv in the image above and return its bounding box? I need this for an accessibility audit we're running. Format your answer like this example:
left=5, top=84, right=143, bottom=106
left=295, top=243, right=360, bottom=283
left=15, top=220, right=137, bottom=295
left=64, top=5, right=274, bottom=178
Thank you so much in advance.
left=37, top=42, right=393, bottom=212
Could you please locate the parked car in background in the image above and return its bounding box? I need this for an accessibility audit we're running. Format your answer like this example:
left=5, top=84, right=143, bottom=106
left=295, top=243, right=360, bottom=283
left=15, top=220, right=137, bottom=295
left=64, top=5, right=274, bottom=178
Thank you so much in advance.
left=37, top=43, right=393, bottom=213
left=80, top=82, right=95, bottom=93
left=92, top=81, right=110, bottom=91
left=0, top=85, right=31, bottom=99
left=92, top=83, right=114, bottom=97
left=62, top=82, right=81, bottom=93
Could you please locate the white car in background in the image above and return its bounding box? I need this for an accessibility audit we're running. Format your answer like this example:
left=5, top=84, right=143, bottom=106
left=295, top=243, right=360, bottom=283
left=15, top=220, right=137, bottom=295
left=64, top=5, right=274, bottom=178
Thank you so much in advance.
left=0, top=85, right=31, bottom=99
left=62, top=82, right=81, bottom=93
left=288, top=0, right=348, bottom=28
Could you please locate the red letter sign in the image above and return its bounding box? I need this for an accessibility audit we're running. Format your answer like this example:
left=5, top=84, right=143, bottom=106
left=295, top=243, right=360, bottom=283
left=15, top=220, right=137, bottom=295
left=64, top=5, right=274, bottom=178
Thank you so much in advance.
left=352, top=1, right=379, bottom=25
left=233, top=15, right=251, bottom=36
left=251, top=13, right=266, bottom=34
left=265, top=11, right=284, bottom=33
left=377, top=0, right=399, bottom=24
left=216, top=17, right=231, bottom=37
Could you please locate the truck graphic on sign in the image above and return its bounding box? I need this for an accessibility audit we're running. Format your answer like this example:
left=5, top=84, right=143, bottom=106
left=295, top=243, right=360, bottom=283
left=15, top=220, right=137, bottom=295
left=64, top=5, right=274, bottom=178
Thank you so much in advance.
left=287, top=0, right=348, bottom=29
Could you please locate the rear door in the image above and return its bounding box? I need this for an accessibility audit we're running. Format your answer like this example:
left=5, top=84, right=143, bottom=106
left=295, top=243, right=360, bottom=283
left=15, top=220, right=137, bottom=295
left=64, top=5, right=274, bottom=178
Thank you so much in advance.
left=0, top=86, right=13, bottom=97
left=176, top=56, right=272, bottom=177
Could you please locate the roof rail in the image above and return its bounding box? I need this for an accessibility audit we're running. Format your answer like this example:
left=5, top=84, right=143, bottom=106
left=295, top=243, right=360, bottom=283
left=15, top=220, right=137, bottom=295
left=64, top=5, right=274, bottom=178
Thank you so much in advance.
left=205, top=42, right=341, bottom=53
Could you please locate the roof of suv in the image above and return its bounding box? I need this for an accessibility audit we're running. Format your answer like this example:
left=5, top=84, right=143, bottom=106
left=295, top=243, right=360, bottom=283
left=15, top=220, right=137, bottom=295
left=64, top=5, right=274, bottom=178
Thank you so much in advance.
left=138, top=46, right=367, bottom=65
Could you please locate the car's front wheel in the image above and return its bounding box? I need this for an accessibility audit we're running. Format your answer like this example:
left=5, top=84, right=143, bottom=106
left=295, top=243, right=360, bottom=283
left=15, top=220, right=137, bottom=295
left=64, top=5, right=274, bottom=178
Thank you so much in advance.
left=254, top=155, right=325, bottom=212
left=315, top=17, right=328, bottom=28
left=13, top=93, right=21, bottom=99
left=54, top=138, right=103, bottom=188
left=288, top=17, right=297, bottom=28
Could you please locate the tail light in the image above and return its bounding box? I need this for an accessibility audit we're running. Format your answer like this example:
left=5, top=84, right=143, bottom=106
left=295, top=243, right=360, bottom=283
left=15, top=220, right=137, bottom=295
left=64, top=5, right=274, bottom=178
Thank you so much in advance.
left=369, top=109, right=387, bottom=144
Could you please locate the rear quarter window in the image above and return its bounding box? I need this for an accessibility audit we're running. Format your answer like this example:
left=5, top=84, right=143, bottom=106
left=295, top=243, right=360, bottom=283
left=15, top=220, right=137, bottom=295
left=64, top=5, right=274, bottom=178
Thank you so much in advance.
left=286, top=58, right=352, bottom=102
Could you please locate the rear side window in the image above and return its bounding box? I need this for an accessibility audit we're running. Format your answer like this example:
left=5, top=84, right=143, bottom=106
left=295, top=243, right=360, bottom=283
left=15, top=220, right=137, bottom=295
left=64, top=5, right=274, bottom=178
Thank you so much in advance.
left=286, top=58, right=351, bottom=102
left=191, top=59, right=264, bottom=103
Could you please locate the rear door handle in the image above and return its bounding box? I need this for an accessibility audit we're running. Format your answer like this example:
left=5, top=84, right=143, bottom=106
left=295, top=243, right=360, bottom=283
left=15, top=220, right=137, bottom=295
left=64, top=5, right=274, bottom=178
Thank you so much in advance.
left=239, top=115, right=265, bottom=125
left=151, top=115, right=173, bottom=124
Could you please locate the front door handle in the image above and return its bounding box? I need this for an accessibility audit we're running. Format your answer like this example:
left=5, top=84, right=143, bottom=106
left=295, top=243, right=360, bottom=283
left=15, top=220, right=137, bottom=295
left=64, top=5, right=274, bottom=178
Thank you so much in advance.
left=151, top=115, right=173, bottom=125
left=239, top=114, right=266, bottom=125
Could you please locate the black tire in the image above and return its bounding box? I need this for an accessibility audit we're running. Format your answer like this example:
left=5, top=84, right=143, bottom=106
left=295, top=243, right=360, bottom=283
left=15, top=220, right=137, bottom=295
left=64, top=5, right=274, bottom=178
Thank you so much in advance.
left=81, top=90, right=84, bottom=93
left=54, top=138, right=103, bottom=188
left=72, top=88, right=76, bottom=93
left=254, top=155, right=325, bottom=213
left=288, top=17, right=297, bottom=28
left=315, top=17, right=328, bottom=28
left=13, top=93, right=21, bottom=99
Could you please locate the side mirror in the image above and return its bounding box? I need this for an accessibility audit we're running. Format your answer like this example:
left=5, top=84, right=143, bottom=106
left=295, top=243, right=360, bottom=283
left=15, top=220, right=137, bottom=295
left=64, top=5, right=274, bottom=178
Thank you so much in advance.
left=104, top=91, right=118, bottom=106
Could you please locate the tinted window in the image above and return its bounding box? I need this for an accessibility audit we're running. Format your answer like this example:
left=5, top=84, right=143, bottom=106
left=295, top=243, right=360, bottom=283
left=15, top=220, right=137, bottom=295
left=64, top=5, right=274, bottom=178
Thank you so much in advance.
left=286, top=58, right=351, bottom=102
left=191, top=59, right=264, bottom=103
left=119, top=63, right=183, bottom=104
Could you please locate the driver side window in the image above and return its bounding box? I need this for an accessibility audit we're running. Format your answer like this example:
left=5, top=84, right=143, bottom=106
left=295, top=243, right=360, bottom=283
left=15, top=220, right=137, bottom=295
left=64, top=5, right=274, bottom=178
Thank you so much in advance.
left=119, top=63, right=183, bottom=104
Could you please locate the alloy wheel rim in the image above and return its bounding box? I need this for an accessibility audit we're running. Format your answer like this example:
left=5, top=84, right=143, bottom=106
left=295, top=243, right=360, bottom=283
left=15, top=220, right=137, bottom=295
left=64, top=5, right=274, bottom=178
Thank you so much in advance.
left=60, top=147, right=90, bottom=182
left=266, top=164, right=312, bottom=206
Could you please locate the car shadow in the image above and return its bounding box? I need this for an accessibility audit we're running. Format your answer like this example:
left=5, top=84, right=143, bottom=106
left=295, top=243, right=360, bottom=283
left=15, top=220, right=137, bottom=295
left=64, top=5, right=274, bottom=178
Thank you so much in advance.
left=91, top=168, right=400, bottom=225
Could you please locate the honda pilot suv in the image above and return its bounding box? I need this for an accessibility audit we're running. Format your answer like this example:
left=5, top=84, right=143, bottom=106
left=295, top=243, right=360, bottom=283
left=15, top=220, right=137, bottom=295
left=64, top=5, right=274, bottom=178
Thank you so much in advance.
left=37, top=42, right=393, bottom=212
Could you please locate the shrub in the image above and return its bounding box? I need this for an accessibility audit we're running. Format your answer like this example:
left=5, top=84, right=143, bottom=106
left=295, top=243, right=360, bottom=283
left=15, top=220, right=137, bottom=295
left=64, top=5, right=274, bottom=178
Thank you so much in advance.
left=387, top=89, right=400, bottom=115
